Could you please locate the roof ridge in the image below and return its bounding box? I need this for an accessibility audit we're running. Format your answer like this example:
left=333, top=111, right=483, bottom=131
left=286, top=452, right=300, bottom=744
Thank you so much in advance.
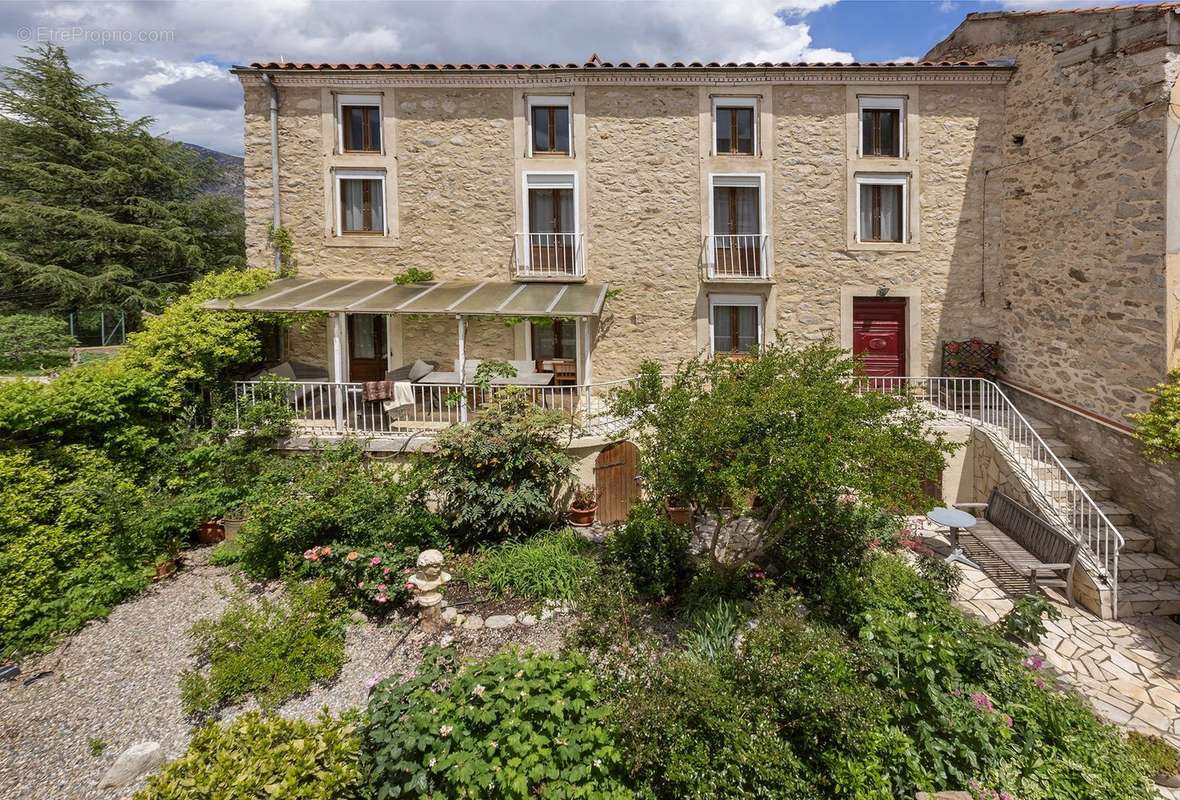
left=966, top=2, right=1178, bottom=19
left=241, top=59, right=1008, bottom=72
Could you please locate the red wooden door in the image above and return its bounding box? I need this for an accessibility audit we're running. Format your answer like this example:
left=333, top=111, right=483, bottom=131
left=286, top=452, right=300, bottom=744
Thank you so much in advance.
left=852, top=298, right=906, bottom=377
left=594, top=442, right=640, bottom=524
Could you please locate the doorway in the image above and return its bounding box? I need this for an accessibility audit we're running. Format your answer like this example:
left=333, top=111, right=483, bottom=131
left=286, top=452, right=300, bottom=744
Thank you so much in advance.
left=593, top=441, right=640, bottom=524
left=347, top=314, right=388, bottom=382
left=852, top=297, right=906, bottom=377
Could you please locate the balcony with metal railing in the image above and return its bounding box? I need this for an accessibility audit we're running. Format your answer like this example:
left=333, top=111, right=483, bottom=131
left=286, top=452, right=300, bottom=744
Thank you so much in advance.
left=704, top=233, right=769, bottom=280
left=514, top=232, right=585, bottom=279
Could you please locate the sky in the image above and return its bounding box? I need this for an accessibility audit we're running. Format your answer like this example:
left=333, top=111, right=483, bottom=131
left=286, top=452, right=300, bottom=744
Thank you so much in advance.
left=0, top=0, right=1148, bottom=155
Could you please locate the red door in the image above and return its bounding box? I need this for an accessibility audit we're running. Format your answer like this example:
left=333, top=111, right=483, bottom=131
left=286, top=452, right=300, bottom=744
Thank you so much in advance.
left=852, top=298, right=906, bottom=377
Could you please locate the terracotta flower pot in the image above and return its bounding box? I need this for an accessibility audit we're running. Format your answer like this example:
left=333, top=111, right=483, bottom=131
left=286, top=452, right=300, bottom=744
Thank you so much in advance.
left=568, top=504, right=597, bottom=527
left=665, top=497, right=692, bottom=526
left=196, top=521, right=225, bottom=545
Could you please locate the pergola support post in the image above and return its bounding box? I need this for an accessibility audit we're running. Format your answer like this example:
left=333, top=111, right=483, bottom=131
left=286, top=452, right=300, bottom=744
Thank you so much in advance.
left=331, top=312, right=346, bottom=433
left=457, top=315, right=468, bottom=423
left=581, top=317, right=593, bottom=419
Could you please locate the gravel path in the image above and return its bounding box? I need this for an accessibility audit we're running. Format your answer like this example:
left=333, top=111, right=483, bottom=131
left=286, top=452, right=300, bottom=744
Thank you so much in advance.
left=0, top=547, right=577, bottom=800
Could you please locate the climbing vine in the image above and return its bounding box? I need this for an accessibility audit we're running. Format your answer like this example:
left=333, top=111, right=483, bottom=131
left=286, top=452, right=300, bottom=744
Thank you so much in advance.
left=266, top=224, right=296, bottom=277
left=1130, top=369, right=1180, bottom=463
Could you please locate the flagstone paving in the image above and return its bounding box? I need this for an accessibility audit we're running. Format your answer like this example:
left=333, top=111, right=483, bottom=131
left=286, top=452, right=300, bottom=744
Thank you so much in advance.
left=910, top=516, right=1180, bottom=753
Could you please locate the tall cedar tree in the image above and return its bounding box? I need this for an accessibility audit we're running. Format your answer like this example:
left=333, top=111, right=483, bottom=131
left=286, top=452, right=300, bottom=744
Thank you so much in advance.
left=0, top=45, right=244, bottom=314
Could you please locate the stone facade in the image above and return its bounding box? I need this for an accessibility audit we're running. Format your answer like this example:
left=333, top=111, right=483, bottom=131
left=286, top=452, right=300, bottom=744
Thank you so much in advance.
left=927, top=6, right=1180, bottom=420
left=238, top=65, right=1010, bottom=382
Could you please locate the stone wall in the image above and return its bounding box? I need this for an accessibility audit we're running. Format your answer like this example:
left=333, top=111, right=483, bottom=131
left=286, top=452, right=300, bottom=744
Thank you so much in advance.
left=241, top=70, right=1008, bottom=382
left=927, top=7, right=1177, bottom=420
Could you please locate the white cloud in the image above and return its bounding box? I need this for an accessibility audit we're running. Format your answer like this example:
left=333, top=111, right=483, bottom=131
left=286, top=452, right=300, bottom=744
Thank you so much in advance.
left=0, top=1, right=853, bottom=154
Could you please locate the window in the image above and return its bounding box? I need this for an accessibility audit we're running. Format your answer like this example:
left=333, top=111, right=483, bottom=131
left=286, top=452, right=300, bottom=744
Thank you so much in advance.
left=335, top=171, right=386, bottom=235
left=530, top=319, right=577, bottom=361
left=521, top=172, right=580, bottom=275
left=856, top=174, right=907, bottom=243
left=859, top=97, right=904, bottom=158
left=337, top=94, right=382, bottom=153
left=710, top=295, right=762, bottom=355
left=527, top=96, right=572, bottom=156
left=709, top=174, right=765, bottom=277
left=713, top=98, right=756, bottom=155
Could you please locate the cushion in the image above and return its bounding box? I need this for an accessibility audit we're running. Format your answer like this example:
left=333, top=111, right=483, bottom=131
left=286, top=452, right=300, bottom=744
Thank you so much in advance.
left=408, top=359, right=434, bottom=382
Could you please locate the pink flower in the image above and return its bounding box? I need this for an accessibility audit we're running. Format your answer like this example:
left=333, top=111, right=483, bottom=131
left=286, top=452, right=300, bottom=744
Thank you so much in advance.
left=404, top=581, right=415, bottom=591
left=1023, top=655, right=1044, bottom=671
left=303, top=549, right=315, bottom=560
left=1004, top=714, right=1013, bottom=728
left=321, top=546, right=332, bottom=557
left=357, top=581, right=365, bottom=589
left=383, top=567, right=391, bottom=576
left=370, top=556, right=381, bottom=566
left=377, top=583, right=387, bottom=592
left=867, top=538, right=881, bottom=550
left=347, top=551, right=359, bottom=562
left=375, top=594, right=388, bottom=604
left=971, top=691, right=994, bottom=712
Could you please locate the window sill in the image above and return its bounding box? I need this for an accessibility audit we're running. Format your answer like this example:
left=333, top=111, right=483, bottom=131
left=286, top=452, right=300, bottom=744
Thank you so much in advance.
left=512, top=273, right=587, bottom=284
left=701, top=274, right=774, bottom=286
left=846, top=240, right=920, bottom=253
left=325, top=235, right=399, bottom=249
left=527, top=152, right=575, bottom=160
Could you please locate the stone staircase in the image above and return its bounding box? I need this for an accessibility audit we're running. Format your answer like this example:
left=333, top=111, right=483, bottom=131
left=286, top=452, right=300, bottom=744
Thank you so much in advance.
left=1022, top=415, right=1180, bottom=618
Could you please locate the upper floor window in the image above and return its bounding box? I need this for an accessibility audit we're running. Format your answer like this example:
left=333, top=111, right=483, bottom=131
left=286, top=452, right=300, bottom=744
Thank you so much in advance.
left=337, top=94, right=382, bottom=153
left=859, top=97, right=904, bottom=158
left=519, top=172, right=581, bottom=276
left=336, top=170, right=386, bottom=235
left=856, top=173, right=907, bottom=243
left=709, top=174, right=766, bottom=278
left=528, top=96, right=571, bottom=156
left=713, top=97, right=756, bottom=156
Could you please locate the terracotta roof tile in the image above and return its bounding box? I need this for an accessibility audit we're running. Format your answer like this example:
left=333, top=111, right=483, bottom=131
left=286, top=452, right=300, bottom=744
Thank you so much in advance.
left=244, top=59, right=1002, bottom=71
left=967, top=2, right=1178, bottom=17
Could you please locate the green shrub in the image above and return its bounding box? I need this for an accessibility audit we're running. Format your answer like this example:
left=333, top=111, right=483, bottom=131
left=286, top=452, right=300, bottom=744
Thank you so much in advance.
left=136, top=711, right=362, bottom=800
left=237, top=441, right=442, bottom=579
left=605, top=502, right=691, bottom=599
left=0, top=446, right=154, bottom=658
left=298, top=542, right=417, bottom=615
left=179, top=579, right=346, bottom=717
left=417, top=388, right=575, bottom=548
left=999, top=592, right=1061, bottom=646
left=207, top=539, right=242, bottom=567
left=679, top=599, right=745, bottom=662
left=362, top=647, right=632, bottom=799
left=1127, top=731, right=1180, bottom=776
left=0, top=314, right=76, bottom=371
left=465, top=528, right=597, bottom=601
left=611, top=651, right=811, bottom=799
left=679, top=561, right=764, bottom=617
left=1131, top=368, right=1180, bottom=463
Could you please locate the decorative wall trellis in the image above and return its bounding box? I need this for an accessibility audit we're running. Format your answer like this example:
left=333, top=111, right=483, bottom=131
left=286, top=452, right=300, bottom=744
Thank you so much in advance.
left=942, top=338, right=1002, bottom=379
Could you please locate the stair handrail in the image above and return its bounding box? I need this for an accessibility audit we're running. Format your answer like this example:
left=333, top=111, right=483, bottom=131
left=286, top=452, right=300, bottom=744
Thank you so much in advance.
left=864, top=376, right=1122, bottom=617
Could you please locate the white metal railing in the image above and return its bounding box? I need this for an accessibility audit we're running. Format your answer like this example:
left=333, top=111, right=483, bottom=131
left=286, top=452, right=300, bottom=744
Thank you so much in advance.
left=514, top=232, right=585, bottom=278
left=233, top=377, right=635, bottom=440
left=705, top=233, right=769, bottom=279
left=859, top=375, right=1123, bottom=617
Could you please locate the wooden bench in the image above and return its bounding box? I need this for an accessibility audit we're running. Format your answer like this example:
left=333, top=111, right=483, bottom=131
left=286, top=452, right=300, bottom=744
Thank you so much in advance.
left=957, top=488, right=1079, bottom=607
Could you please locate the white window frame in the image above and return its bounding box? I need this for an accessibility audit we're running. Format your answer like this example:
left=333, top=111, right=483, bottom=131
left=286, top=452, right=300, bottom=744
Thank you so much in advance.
left=333, top=169, right=388, bottom=236
left=708, top=293, right=764, bottom=356
left=336, top=94, right=383, bottom=155
left=707, top=173, right=766, bottom=269
left=526, top=95, right=573, bottom=157
left=521, top=171, right=579, bottom=269
left=854, top=172, right=909, bottom=244
left=857, top=96, right=905, bottom=158
left=712, top=96, right=758, bottom=156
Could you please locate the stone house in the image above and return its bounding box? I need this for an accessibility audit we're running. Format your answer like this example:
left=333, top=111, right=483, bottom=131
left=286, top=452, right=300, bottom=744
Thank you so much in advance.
left=220, top=3, right=1180, bottom=617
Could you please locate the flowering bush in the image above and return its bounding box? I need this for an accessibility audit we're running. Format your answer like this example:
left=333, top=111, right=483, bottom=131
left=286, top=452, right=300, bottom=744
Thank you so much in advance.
left=362, top=647, right=632, bottom=799
left=298, top=542, right=418, bottom=615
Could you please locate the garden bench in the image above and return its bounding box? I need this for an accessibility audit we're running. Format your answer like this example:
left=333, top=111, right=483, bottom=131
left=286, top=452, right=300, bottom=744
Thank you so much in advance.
left=957, top=488, right=1078, bottom=607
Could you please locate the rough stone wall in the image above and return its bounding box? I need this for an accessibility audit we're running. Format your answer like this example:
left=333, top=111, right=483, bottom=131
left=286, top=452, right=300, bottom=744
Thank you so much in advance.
left=242, top=76, right=1006, bottom=382
left=401, top=317, right=514, bottom=369
left=583, top=86, right=703, bottom=379
left=927, top=10, right=1175, bottom=420
left=773, top=83, right=1005, bottom=374
left=286, top=317, right=328, bottom=369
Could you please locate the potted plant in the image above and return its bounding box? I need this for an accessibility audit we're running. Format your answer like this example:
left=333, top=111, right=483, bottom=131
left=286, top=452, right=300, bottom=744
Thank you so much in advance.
left=196, top=518, right=225, bottom=545
left=221, top=508, right=247, bottom=541
left=665, top=496, right=693, bottom=527
left=568, top=484, right=598, bottom=527
left=153, top=538, right=183, bottom=581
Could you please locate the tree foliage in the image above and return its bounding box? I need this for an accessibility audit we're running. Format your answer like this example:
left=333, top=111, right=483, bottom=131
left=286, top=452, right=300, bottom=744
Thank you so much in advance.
left=0, top=313, right=76, bottom=371
left=1130, top=368, right=1180, bottom=464
left=0, top=45, right=244, bottom=314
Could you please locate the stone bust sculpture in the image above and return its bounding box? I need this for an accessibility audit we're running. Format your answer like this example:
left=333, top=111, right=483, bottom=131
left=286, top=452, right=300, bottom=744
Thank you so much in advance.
left=407, top=549, right=451, bottom=609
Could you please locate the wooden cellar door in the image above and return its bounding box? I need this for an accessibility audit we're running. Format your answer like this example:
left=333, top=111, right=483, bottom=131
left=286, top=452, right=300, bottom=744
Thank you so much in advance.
left=593, top=441, right=640, bottom=524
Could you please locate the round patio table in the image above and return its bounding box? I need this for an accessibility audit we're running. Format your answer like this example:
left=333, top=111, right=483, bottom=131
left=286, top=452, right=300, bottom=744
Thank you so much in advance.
left=926, top=506, right=981, bottom=569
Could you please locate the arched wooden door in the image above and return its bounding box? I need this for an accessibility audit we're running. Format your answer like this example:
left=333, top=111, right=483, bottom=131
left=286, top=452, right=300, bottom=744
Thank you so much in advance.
left=594, top=441, right=641, bottom=524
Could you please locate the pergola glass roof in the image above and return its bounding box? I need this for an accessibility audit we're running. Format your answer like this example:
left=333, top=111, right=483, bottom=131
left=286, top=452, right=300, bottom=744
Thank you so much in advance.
left=204, top=278, right=610, bottom=317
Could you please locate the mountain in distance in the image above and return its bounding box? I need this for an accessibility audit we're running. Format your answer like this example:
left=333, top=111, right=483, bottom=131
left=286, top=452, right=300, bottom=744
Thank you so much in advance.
left=177, top=141, right=244, bottom=201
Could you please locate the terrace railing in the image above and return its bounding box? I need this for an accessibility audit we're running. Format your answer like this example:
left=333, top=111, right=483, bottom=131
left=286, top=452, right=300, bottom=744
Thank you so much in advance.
left=705, top=233, right=769, bottom=279
left=860, top=375, right=1123, bottom=617
left=514, top=232, right=585, bottom=278
left=233, top=377, right=634, bottom=440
